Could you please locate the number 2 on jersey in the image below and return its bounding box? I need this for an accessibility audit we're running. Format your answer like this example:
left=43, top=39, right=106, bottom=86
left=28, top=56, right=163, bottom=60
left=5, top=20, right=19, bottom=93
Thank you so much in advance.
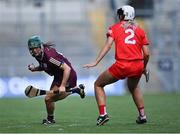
left=124, top=29, right=136, bottom=45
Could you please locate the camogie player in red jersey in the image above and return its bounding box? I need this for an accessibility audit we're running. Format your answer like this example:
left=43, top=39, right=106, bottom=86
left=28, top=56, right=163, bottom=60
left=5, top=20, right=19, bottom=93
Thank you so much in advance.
left=83, top=5, right=150, bottom=126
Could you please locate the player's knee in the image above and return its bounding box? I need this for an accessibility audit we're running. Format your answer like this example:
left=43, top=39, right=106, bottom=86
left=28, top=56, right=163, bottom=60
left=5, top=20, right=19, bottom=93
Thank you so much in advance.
left=45, top=95, right=51, bottom=102
left=94, top=80, right=105, bottom=89
left=94, top=80, right=100, bottom=88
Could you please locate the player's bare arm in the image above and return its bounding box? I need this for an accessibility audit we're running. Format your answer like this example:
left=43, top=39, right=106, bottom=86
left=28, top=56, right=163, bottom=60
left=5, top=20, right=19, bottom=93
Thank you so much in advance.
left=83, top=36, right=113, bottom=68
left=59, top=62, right=71, bottom=93
left=142, top=45, right=150, bottom=82
left=142, top=45, right=150, bottom=71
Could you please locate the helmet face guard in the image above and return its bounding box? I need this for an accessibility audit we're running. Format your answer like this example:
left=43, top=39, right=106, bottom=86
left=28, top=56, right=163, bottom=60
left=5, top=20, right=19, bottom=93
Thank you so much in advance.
left=28, top=36, right=42, bottom=57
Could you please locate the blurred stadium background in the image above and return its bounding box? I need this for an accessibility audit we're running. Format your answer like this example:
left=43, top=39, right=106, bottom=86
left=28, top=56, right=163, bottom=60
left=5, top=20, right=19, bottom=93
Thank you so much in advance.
left=0, top=0, right=180, bottom=98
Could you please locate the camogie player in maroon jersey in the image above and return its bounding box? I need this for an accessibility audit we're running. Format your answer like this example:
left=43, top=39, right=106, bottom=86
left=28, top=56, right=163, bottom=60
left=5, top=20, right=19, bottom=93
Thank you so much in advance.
left=84, top=5, right=150, bottom=126
left=27, top=36, right=85, bottom=125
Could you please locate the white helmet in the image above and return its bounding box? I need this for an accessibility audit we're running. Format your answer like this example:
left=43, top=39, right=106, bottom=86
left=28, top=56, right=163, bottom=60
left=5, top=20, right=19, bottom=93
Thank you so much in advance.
left=117, top=5, right=135, bottom=20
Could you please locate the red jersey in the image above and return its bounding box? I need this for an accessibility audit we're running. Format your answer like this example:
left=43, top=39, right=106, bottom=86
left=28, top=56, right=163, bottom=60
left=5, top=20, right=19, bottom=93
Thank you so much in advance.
left=107, top=21, right=149, bottom=61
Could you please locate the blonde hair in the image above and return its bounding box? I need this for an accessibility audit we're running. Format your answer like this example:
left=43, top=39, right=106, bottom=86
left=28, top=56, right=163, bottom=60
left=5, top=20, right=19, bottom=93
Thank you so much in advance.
left=122, top=20, right=137, bottom=30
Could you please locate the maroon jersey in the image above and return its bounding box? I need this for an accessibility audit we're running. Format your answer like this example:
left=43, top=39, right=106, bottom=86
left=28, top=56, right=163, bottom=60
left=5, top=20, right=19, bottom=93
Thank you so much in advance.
left=35, top=46, right=77, bottom=88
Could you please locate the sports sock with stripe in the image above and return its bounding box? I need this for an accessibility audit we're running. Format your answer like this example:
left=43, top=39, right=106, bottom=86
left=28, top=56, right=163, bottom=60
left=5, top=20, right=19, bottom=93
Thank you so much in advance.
left=138, top=106, right=145, bottom=117
left=98, top=105, right=107, bottom=116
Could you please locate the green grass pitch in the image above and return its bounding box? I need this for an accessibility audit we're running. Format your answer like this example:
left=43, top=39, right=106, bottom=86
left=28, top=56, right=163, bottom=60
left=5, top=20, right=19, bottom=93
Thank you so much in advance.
left=0, top=93, right=180, bottom=133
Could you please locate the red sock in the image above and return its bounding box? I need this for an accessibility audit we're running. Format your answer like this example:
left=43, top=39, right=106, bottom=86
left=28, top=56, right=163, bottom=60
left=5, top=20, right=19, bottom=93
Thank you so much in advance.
left=98, top=105, right=107, bottom=116
left=138, top=107, right=145, bottom=117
